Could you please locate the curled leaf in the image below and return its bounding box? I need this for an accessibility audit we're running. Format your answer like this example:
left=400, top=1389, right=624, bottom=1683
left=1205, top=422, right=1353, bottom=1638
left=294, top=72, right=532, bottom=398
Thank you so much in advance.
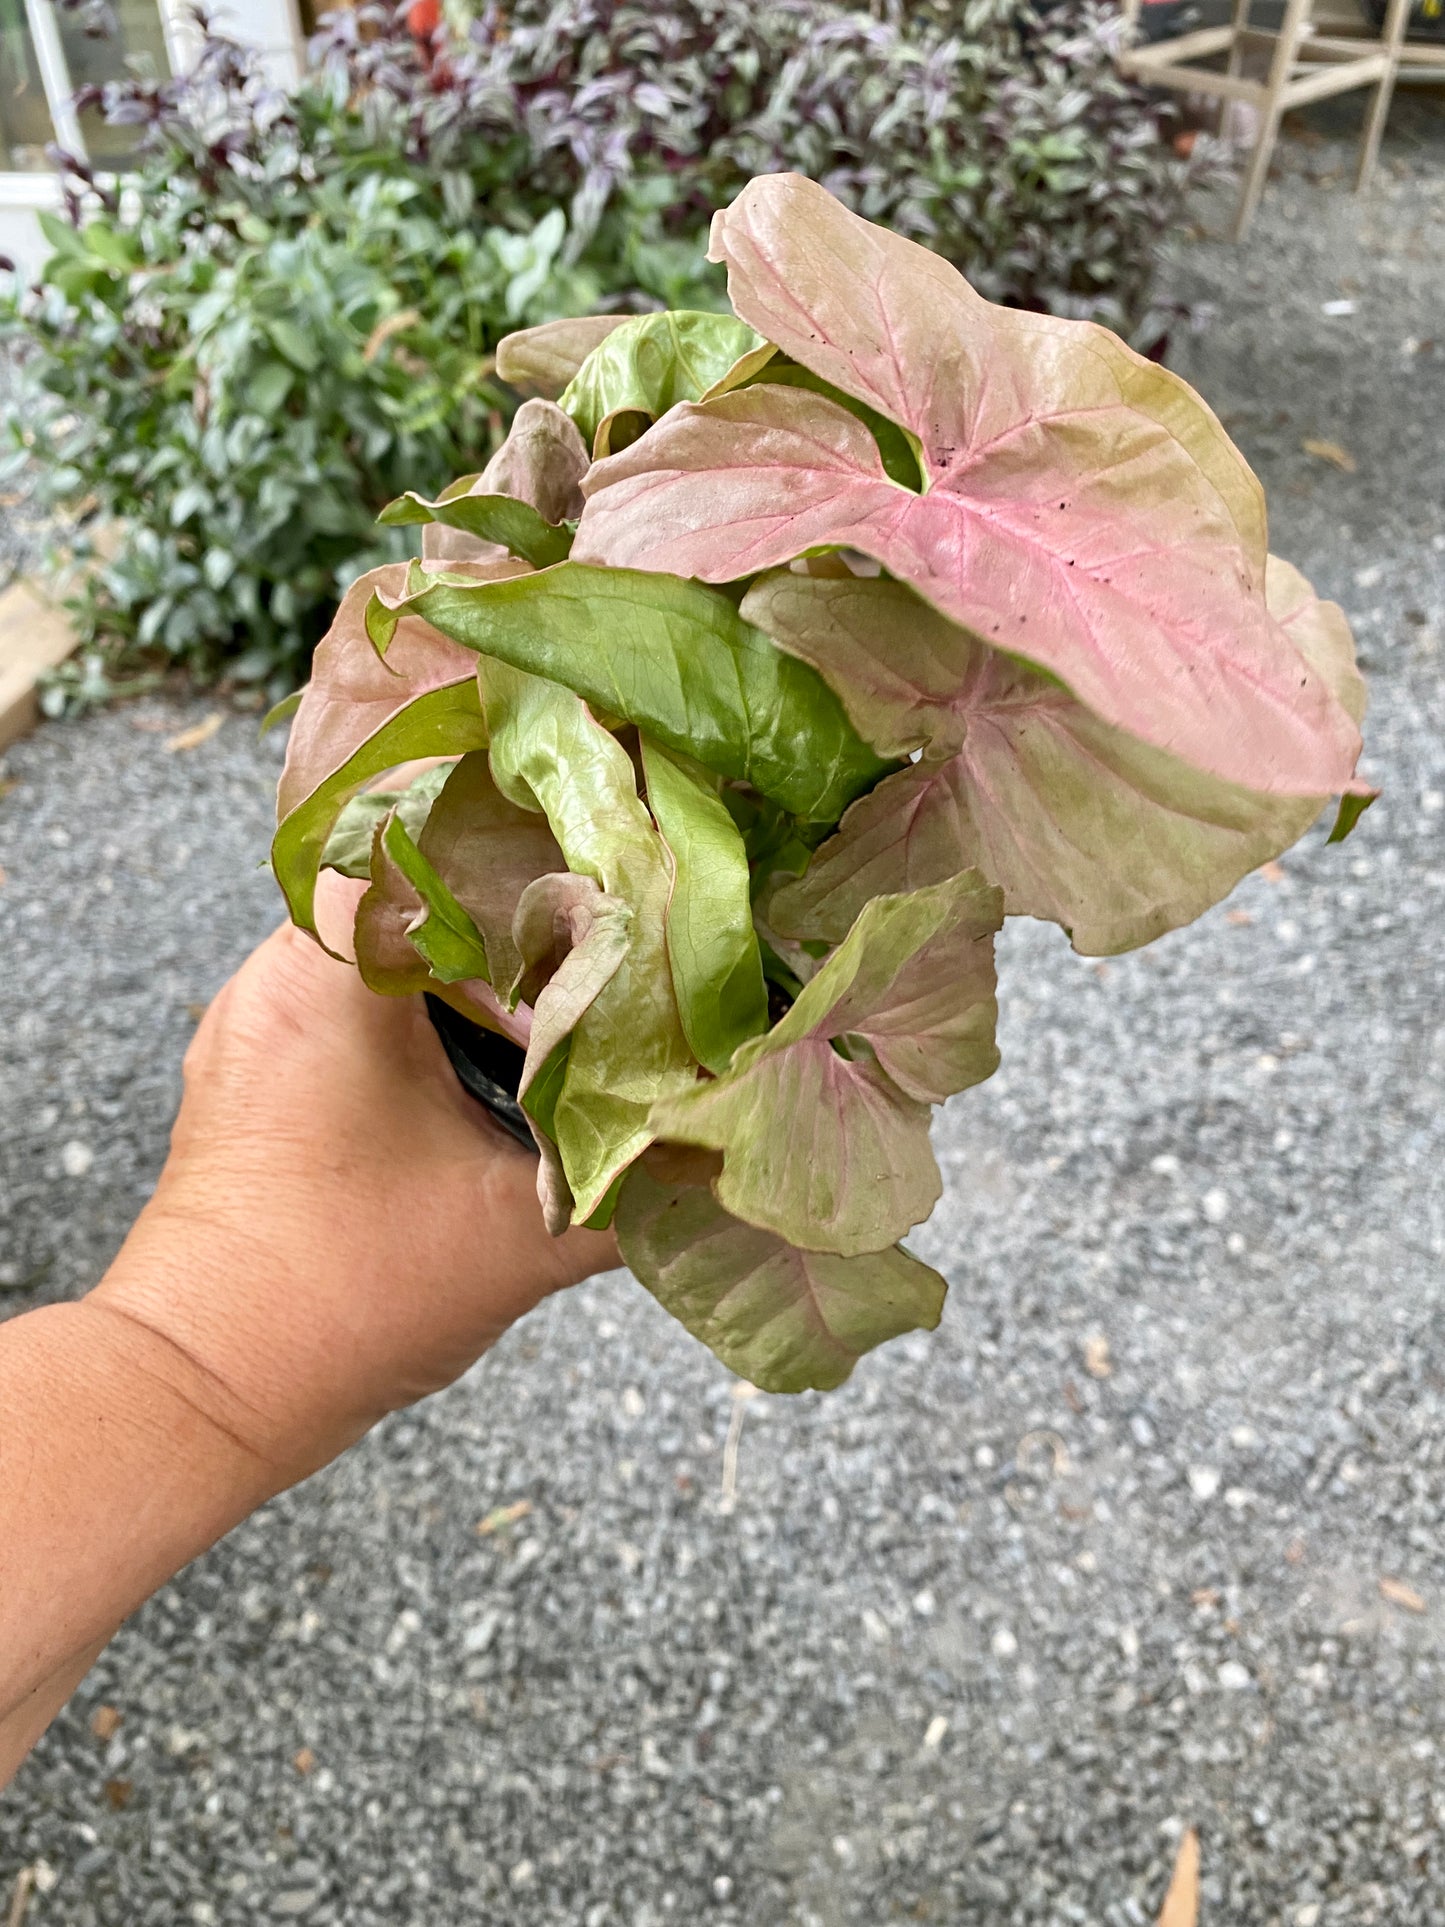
left=321, top=762, right=454, bottom=880
left=650, top=871, right=1001, bottom=1254
left=559, top=310, right=768, bottom=455
left=274, top=678, right=489, bottom=941
left=512, top=873, right=635, bottom=1235
left=496, top=313, right=632, bottom=398
left=380, top=810, right=492, bottom=984
left=275, top=555, right=526, bottom=936
left=512, top=871, right=631, bottom=1009
left=381, top=401, right=588, bottom=569
left=641, top=738, right=768, bottom=1074
left=417, top=750, right=564, bottom=994
left=616, top=1153, right=948, bottom=1394
left=483, top=662, right=694, bottom=1220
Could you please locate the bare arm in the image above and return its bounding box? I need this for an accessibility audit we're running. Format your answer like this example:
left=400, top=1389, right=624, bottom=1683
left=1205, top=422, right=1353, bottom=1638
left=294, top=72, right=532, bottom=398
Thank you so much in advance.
left=0, top=913, right=615, bottom=1785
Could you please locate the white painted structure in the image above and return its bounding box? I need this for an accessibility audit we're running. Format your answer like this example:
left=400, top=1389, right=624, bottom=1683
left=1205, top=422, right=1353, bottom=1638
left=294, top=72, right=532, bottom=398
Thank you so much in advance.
left=0, top=0, right=307, bottom=275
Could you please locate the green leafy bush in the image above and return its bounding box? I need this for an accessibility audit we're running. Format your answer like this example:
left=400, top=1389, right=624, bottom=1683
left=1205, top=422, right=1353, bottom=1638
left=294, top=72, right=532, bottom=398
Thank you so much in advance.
left=277, top=177, right=1367, bottom=1393
left=0, top=25, right=721, bottom=701
left=4, top=1, right=1195, bottom=701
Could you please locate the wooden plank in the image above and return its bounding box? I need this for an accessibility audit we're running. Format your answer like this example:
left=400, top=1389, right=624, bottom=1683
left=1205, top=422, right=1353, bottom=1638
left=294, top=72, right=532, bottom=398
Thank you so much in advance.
left=1284, top=53, right=1387, bottom=103
left=1123, top=24, right=1236, bottom=64
left=1120, top=57, right=1268, bottom=102
left=0, top=579, right=80, bottom=753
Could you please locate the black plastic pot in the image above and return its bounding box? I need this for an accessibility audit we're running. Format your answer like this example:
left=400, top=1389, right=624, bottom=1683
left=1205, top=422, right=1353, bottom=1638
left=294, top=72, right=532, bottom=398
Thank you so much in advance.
left=424, top=994, right=537, bottom=1152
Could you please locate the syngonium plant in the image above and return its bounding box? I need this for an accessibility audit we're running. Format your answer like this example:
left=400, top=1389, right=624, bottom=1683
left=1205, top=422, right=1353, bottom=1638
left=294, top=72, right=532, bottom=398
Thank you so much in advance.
left=273, top=174, right=1370, bottom=1396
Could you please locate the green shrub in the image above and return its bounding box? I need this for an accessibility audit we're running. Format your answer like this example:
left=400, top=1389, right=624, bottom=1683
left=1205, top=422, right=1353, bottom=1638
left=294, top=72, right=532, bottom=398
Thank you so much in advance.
left=3, top=2, right=1193, bottom=702
left=1, top=30, right=720, bottom=702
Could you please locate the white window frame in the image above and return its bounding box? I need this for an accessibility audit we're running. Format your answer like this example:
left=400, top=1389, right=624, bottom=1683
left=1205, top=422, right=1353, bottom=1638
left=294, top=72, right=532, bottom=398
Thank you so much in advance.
left=0, top=0, right=306, bottom=274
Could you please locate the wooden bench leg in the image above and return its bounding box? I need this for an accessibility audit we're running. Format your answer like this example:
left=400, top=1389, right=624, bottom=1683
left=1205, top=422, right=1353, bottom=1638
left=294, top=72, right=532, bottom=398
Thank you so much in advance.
left=1356, top=0, right=1409, bottom=190
left=1231, top=0, right=1312, bottom=239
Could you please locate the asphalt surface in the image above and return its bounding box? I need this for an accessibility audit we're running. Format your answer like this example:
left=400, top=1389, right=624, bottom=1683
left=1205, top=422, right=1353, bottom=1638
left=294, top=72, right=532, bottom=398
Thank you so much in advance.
left=2, top=105, right=1444, bottom=1925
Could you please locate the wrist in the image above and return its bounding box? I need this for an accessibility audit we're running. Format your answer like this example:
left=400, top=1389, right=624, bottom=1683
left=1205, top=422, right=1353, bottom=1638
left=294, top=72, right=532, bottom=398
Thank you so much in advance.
left=0, top=1301, right=278, bottom=1728
left=91, top=1185, right=370, bottom=1488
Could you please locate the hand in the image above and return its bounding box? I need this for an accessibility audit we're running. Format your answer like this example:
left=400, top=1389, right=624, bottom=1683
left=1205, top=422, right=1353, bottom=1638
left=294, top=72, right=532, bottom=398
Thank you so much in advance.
left=92, top=883, right=618, bottom=1487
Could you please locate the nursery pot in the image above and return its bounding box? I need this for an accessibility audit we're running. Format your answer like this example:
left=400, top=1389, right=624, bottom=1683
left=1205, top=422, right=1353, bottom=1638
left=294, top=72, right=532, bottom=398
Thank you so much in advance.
left=424, top=995, right=537, bottom=1152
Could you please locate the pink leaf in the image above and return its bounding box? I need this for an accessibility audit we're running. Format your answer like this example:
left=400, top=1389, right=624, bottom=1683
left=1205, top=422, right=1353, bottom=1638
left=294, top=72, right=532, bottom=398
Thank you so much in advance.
left=575, top=175, right=1361, bottom=798
left=755, top=561, right=1365, bottom=956
left=278, top=556, right=528, bottom=824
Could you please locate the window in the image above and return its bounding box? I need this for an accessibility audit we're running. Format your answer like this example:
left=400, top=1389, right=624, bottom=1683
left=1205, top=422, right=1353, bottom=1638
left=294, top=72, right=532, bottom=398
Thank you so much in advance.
left=0, top=0, right=172, bottom=174
left=0, top=1, right=56, bottom=171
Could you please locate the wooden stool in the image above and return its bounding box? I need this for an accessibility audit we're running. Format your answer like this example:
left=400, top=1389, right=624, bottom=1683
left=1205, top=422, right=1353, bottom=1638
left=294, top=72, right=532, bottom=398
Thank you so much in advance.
left=1119, top=0, right=1413, bottom=238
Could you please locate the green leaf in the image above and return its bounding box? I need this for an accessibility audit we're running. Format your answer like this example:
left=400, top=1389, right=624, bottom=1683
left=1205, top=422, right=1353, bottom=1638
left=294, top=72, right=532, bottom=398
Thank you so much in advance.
left=378, top=487, right=573, bottom=570
left=649, top=871, right=1002, bottom=1255
left=559, top=310, right=769, bottom=454
left=615, top=1153, right=947, bottom=1393
left=272, top=678, right=488, bottom=941
left=378, top=810, right=492, bottom=984
left=1328, top=789, right=1376, bottom=844
left=267, top=317, right=321, bottom=373
left=640, top=738, right=767, bottom=1074
left=248, top=360, right=294, bottom=416
left=368, top=563, right=893, bottom=824
left=80, top=222, right=137, bottom=271
left=321, top=761, right=454, bottom=879
left=259, top=689, right=303, bottom=739
left=482, top=662, right=695, bottom=1220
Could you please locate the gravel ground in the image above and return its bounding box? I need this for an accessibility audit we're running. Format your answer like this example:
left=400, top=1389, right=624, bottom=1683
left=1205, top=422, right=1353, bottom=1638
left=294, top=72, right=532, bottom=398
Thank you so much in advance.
left=2, top=107, right=1444, bottom=1926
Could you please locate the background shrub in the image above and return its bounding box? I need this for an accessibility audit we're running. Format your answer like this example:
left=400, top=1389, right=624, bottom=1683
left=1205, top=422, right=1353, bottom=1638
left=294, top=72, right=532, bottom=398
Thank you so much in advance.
left=2, top=0, right=1191, bottom=702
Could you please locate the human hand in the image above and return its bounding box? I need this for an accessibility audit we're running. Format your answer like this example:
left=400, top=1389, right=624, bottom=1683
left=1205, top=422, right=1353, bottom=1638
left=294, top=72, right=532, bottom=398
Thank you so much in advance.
left=92, top=880, right=619, bottom=1490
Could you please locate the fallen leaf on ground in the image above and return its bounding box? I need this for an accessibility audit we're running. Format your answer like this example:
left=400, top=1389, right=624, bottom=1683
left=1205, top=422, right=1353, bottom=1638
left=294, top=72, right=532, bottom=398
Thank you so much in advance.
left=1285, top=1537, right=1307, bottom=1564
left=476, top=1499, right=532, bottom=1536
left=90, top=1705, right=122, bottom=1742
left=1260, top=860, right=1286, bottom=884
left=1226, top=909, right=1253, bottom=926
left=186, top=1003, right=208, bottom=1023
left=6, top=1868, right=34, bottom=1927
left=102, top=1778, right=134, bottom=1810
left=292, top=1746, right=317, bottom=1775
left=1083, top=1335, right=1113, bottom=1379
left=164, top=712, right=224, bottom=753
left=1302, top=437, right=1357, bottom=473
left=1157, top=1826, right=1200, bottom=1927
left=1379, top=1576, right=1426, bottom=1614
left=0, top=776, right=18, bottom=798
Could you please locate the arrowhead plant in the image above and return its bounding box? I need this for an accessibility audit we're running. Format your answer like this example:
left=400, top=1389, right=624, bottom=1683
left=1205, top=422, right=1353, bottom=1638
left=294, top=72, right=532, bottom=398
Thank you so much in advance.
left=274, top=174, right=1369, bottom=1396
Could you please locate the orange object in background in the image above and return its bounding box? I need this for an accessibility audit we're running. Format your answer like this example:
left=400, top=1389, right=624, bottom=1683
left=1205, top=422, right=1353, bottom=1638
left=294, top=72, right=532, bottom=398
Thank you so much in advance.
left=407, top=0, right=443, bottom=35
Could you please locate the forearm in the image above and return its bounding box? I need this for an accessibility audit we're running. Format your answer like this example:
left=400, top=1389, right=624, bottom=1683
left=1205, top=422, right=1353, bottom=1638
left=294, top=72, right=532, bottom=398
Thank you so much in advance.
left=0, top=1294, right=282, bottom=1775
left=0, top=1641, right=107, bottom=1787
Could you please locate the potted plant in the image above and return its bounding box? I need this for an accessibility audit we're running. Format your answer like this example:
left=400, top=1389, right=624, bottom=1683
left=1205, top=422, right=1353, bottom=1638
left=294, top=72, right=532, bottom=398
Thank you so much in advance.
left=273, top=174, right=1369, bottom=1395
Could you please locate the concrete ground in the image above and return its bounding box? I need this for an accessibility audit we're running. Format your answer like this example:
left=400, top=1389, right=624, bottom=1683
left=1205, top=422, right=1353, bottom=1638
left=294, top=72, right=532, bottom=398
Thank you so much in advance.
left=1, top=102, right=1443, bottom=1927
